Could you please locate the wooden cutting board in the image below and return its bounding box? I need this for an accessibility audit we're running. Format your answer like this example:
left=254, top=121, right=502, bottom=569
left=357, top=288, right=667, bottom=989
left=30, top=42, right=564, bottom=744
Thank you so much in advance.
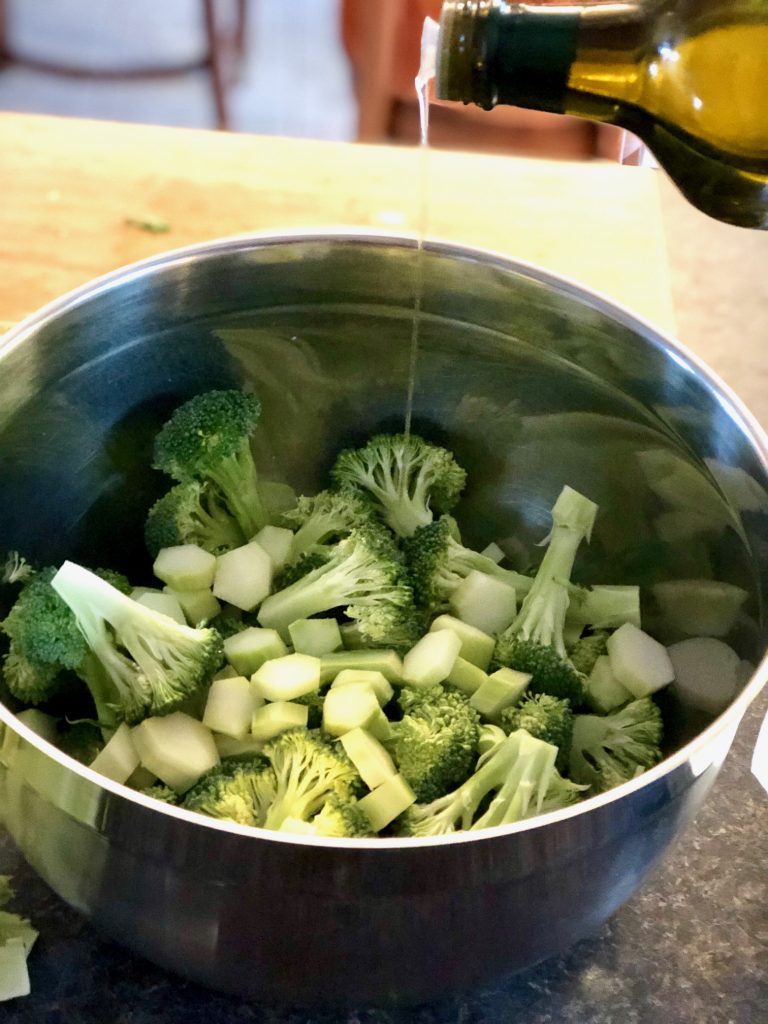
left=0, top=113, right=674, bottom=334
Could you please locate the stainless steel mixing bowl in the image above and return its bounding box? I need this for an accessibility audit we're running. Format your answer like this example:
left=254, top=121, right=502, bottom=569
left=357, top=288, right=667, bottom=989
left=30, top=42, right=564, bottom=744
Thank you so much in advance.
left=0, top=232, right=766, bottom=1006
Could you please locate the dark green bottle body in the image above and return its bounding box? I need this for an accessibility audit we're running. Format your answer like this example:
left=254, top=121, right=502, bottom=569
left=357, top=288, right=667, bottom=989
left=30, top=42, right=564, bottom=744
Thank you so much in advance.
left=436, top=0, right=768, bottom=228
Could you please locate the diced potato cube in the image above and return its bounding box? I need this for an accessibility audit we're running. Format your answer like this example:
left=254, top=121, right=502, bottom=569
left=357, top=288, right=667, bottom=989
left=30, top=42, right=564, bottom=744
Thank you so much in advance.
left=429, top=615, right=495, bottom=670
left=132, top=713, right=219, bottom=793
left=251, top=701, right=308, bottom=742
left=89, top=722, right=140, bottom=784
left=606, top=623, right=675, bottom=697
left=134, top=590, right=186, bottom=625
left=402, top=629, right=462, bottom=688
left=224, top=627, right=288, bottom=676
left=288, top=617, right=343, bottom=657
left=251, top=653, right=321, bottom=702
left=252, top=525, right=294, bottom=570
left=203, top=676, right=255, bottom=738
left=449, top=570, right=517, bottom=634
left=213, top=542, right=273, bottom=611
left=153, top=544, right=216, bottom=591
left=331, top=669, right=393, bottom=706
left=586, top=656, right=633, bottom=714
left=323, top=683, right=389, bottom=739
left=165, top=585, right=221, bottom=626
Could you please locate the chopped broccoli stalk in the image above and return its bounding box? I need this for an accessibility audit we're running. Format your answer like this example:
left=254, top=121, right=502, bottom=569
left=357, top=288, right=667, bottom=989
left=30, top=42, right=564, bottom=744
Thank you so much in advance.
left=152, top=389, right=267, bottom=538
left=569, top=697, right=663, bottom=792
left=223, top=627, right=287, bottom=676
left=449, top=570, right=518, bottom=635
left=469, top=667, right=530, bottom=719
left=495, top=486, right=597, bottom=705
left=288, top=617, right=342, bottom=657
left=331, top=433, right=467, bottom=538
left=183, top=756, right=277, bottom=825
left=340, top=727, right=397, bottom=789
left=260, top=728, right=362, bottom=831
left=132, top=712, right=220, bottom=793
left=388, top=685, right=480, bottom=802
left=567, top=585, right=641, bottom=632
left=404, top=516, right=533, bottom=613
left=500, top=693, right=574, bottom=770
left=282, top=489, right=376, bottom=562
left=569, top=630, right=609, bottom=676
left=358, top=774, right=416, bottom=832
left=252, top=525, right=294, bottom=571
left=251, top=653, right=321, bottom=703
left=398, top=729, right=582, bottom=836
left=145, top=480, right=245, bottom=558
left=257, top=527, right=413, bottom=644
left=331, top=669, right=394, bottom=706
left=202, top=675, right=254, bottom=738
left=51, top=561, right=223, bottom=726
left=323, top=683, right=391, bottom=740
left=446, top=656, right=488, bottom=696
left=319, top=649, right=403, bottom=685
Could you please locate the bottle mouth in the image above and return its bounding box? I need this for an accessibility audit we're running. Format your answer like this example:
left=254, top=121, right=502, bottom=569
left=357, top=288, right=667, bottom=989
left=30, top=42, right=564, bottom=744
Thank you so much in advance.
left=435, top=1, right=503, bottom=110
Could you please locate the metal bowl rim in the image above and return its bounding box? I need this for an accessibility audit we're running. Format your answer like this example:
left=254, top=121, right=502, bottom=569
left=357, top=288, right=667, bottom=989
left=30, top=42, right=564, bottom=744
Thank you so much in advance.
left=1, top=226, right=766, bottom=850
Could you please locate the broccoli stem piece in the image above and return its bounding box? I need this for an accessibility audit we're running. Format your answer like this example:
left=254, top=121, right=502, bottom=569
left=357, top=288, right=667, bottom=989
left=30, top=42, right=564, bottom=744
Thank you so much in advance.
left=331, top=433, right=467, bottom=538
left=51, top=561, right=223, bottom=725
left=152, top=390, right=267, bottom=540
left=510, top=487, right=597, bottom=658
left=257, top=528, right=412, bottom=643
left=401, top=729, right=581, bottom=836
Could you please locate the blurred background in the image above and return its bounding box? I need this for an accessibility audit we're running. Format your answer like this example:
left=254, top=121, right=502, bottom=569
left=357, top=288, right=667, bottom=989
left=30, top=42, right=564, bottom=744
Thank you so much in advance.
left=0, top=0, right=625, bottom=159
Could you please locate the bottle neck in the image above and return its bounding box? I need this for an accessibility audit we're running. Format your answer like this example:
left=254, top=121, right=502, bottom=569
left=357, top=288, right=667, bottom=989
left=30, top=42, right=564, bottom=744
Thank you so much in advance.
left=435, top=1, right=647, bottom=115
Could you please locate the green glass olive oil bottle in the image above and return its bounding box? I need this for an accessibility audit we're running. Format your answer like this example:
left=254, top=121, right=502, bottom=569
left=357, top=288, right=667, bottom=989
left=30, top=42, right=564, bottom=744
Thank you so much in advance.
left=434, top=1, right=768, bottom=228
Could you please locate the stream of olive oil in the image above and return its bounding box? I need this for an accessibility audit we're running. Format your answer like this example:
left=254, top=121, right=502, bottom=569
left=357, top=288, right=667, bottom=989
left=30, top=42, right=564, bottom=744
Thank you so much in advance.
left=404, top=20, right=438, bottom=437
left=403, top=80, right=430, bottom=438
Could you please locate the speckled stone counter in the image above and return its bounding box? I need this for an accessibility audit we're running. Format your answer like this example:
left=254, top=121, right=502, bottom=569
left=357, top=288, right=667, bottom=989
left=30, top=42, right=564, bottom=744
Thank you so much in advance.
left=1, top=688, right=765, bottom=1024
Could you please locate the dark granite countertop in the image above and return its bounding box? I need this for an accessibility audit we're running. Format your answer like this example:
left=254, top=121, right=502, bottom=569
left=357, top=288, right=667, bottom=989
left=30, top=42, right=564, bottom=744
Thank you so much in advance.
left=2, top=687, right=766, bottom=1024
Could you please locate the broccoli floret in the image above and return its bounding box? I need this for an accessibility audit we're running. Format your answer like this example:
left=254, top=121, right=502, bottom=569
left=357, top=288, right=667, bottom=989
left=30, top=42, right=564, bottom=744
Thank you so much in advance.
left=301, top=794, right=373, bottom=838
left=2, top=567, right=89, bottom=672
left=140, top=783, right=182, bottom=805
left=404, top=516, right=534, bottom=612
left=152, top=389, right=267, bottom=539
left=2, top=643, right=65, bottom=705
left=183, top=756, right=277, bottom=825
left=145, top=480, right=245, bottom=558
left=495, top=487, right=597, bottom=705
left=51, top=561, right=223, bottom=726
left=568, top=630, right=609, bottom=676
left=388, top=685, right=480, bottom=802
left=282, top=489, right=376, bottom=563
left=273, top=549, right=332, bottom=590
left=569, top=697, right=663, bottom=793
left=500, top=693, right=573, bottom=771
left=257, top=527, right=413, bottom=645
left=398, top=728, right=583, bottom=836
left=331, top=433, right=467, bottom=538
left=261, top=728, right=361, bottom=831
